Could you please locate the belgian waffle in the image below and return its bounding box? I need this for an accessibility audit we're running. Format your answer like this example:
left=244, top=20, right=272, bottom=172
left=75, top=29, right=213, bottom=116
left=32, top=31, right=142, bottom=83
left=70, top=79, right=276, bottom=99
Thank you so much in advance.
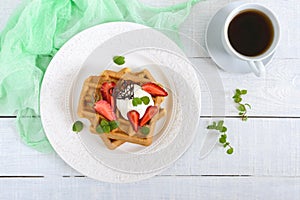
left=78, top=68, right=167, bottom=149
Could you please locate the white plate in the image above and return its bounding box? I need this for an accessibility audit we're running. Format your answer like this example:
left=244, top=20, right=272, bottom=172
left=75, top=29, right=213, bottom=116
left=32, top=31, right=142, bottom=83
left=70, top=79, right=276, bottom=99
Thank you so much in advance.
left=205, top=1, right=274, bottom=74
left=41, top=22, right=201, bottom=182
left=74, top=47, right=200, bottom=173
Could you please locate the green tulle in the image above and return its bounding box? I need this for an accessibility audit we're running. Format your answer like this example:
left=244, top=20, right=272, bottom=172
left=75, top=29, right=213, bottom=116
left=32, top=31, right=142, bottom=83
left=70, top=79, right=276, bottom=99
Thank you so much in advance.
left=0, top=0, right=201, bottom=153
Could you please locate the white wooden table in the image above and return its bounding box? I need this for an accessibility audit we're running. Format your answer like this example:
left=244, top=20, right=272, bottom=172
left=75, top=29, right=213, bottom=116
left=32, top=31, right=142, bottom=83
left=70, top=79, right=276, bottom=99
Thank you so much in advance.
left=1, top=0, right=299, bottom=199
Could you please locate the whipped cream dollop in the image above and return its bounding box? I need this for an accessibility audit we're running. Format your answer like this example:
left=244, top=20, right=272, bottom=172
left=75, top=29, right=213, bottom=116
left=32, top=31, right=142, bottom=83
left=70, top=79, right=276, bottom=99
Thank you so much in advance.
left=116, top=84, right=154, bottom=120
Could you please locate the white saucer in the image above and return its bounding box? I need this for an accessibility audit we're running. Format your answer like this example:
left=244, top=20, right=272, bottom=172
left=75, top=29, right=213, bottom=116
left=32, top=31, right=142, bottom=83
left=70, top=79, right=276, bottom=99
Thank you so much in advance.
left=205, top=2, right=275, bottom=74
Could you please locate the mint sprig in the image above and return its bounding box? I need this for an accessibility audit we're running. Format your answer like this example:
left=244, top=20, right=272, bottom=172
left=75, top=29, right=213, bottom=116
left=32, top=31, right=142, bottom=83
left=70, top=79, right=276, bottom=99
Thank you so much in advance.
left=132, top=96, right=150, bottom=107
left=207, top=120, right=234, bottom=155
left=96, top=119, right=119, bottom=134
left=233, top=89, right=251, bottom=121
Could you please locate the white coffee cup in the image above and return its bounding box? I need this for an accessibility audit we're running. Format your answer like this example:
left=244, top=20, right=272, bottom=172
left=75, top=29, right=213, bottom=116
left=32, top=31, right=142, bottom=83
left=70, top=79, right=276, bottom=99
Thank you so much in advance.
left=221, top=3, right=280, bottom=77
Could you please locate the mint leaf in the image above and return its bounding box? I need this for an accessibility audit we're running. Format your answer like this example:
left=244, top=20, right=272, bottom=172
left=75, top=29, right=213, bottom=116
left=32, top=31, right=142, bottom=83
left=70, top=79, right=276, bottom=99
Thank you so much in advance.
left=212, top=122, right=217, bottom=128
left=241, top=90, right=247, bottom=95
left=96, top=125, right=104, bottom=134
left=234, top=97, right=242, bottom=103
left=100, top=119, right=109, bottom=127
left=232, top=94, right=239, bottom=99
left=219, top=137, right=226, bottom=144
left=238, top=104, right=246, bottom=112
left=141, top=126, right=150, bottom=135
left=132, top=97, right=142, bottom=106
left=113, top=56, right=125, bottom=65
left=109, top=120, right=119, bottom=130
left=216, top=120, right=224, bottom=131
left=72, top=121, right=83, bottom=133
left=227, top=147, right=234, bottom=154
left=141, top=96, right=150, bottom=105
left=102, top=125, right=111, bottom=133
left=220, top=126, right=227, bottom=133
left=207, top=125, right=215, bottom=129
left=132, top=100, right=138, bottom=106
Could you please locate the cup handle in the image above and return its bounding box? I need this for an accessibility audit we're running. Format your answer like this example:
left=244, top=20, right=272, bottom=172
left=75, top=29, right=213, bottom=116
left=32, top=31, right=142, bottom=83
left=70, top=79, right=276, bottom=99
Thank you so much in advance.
left=247, top=61, right=266, bottom=77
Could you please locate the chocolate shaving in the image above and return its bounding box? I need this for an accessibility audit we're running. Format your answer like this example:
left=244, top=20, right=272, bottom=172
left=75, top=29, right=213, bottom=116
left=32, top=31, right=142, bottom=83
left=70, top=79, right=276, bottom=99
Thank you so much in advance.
left=114, top=80, right=135, bottom=100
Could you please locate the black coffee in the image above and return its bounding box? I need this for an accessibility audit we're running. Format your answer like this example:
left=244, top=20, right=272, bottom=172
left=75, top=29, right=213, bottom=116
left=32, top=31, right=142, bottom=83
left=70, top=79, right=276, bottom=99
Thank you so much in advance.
left=228, top=9, right=274, bottom=57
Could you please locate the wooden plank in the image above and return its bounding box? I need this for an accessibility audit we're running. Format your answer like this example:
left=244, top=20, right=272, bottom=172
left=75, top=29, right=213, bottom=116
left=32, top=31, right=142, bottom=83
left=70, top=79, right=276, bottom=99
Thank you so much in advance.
left=1, top=118, right=300, bottom=176
left=167, top=117, right=300, bottom=176
left=192, top=58, right=300, bottom=117
left=0, top=57, right=300, bottom=118
left=0, top=176, right=299, bottom=200
left=0, top=119, right=79, bottom=176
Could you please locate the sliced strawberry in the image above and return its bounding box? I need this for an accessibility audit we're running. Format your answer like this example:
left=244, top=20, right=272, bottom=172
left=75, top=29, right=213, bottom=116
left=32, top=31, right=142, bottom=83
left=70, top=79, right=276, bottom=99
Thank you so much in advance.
left=141, top=82, right=168, bottom=97
left=127, top=110, right=140, bottom=132
left=94, top=100, right=116, bottom=121
left=100, top=82, right=116, bottom=104
left=140, top=106, right=158, bottom=126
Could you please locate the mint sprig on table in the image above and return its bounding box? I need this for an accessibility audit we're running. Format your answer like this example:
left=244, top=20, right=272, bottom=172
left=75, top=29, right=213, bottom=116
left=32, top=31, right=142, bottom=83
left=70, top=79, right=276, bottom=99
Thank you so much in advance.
left=113, top=56, right=125, bottom=65
left=207, top=120, right=234, bottom=155
left=96, top=119, right=119, bottom=134
left=232, top=89, right=251, bottom=121
left=72, top=121, right=84, bottom=133
left=132, top=96, right=150, bottom=106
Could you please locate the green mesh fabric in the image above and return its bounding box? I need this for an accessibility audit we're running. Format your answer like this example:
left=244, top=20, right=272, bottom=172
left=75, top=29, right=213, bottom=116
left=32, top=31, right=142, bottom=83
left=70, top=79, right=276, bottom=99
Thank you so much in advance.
left=0, top=0, right=200, bottom=153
